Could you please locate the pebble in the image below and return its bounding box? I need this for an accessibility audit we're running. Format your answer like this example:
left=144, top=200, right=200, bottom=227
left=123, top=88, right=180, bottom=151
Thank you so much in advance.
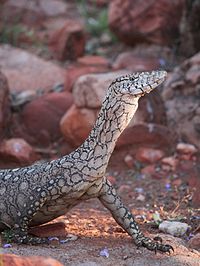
left=188, top=233, right=200, bottom=250
left=124, top=154, right=134, bottom=168
left=159, top=221, right=190, bottom=237
left=176, top=143, right=198, bottom=154
left=136, top=194, right=145, bottom=202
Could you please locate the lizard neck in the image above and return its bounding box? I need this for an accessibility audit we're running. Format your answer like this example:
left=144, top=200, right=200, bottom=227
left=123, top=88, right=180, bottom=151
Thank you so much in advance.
left=70, top=91, right=140, bottom=177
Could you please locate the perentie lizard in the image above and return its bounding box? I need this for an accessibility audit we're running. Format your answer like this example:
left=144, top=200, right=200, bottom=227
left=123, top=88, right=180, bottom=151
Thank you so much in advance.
left=0, top=71, right=173, bottom=253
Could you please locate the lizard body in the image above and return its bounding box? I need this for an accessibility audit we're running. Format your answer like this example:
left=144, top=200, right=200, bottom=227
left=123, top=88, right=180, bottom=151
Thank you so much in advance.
left=0, top=71, right=173, bottom=253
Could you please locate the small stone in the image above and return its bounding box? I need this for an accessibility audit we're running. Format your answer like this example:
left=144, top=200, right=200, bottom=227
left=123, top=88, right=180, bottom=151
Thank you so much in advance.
left=124, top=154, right=134, bottom=168
left=118, top=185, right=131, bottom=195
left=1, top=254, right=63, bottom=266
left=159, top=221, right=190, bottom=237
left=188, top=233, right=200, bottom=250
left=172, top=178, right=182, bottom=187
left=0, top=138, right=37, bottom=166
left=161, top=156, right=178, bottom=171
left=141, top=164, right=156, bottom=176
left=29, top=222, right=67, bottom=237
left=135, top=147, right=165, bottom=164
left=136, top=194, right=145, bottom=202
left=176, top=143, right=198, bottom=155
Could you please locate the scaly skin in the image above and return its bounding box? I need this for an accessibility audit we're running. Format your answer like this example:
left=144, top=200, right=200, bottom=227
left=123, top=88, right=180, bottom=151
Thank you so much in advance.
left=0, top=71, right=173, bottom=253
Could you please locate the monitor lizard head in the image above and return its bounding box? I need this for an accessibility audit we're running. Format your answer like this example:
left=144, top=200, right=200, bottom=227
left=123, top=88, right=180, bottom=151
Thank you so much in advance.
left=109, top=70, right=167, bottom=98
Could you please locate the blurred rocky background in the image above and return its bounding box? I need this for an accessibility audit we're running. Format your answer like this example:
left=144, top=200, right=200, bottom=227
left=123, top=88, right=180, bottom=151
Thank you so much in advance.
left=0, top=0, right=200, bottom=264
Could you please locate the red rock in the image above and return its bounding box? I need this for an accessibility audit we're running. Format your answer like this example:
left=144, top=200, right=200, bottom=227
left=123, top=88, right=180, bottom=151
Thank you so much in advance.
left=172, top=178, right=182, bottom=187
left=161, top=156, right=178, bottom=171
left=1, top=0, right=45, bottom=26
left=11, top=92, right=73, bottom=147
left=39, top=0, right=68, bottom=17
left=77, top=55, right=110, bottom=67
left=179, top=1, right=200, bottom=57
left=112, top=53, right=160, bottom=72
left=162, top=52, right=200, bottom=149
left=64, top=60, right=110, bottom=91
left=49, top=20, right=86, bottom=61
left=72, top=71, right=126, bottom=108
left=118, top=185, right=131, bottom=195
left=0, top=138, right=37, bottom=166
left=29, top=222, right=67, bottom=237
left=0, top=45, right=65, bottom=93
left=0, top=0, right=68, bottom=26
left=60, top=105, right=96, bottom=147
left=124, top=154, right=134, bottom=168
left=141, top=164, right=156, bottom=176
left=117, top=123, right=176, bottom=151
left=108, top=0, right=185, bottom=46
left=176, top=143, right=198, bottom=154
left=135, top=147, right=165, bottom=164
left=188, top=233, right=200, bottom=250
left=0, top=71, right=11, bottom=137
left=1, top=254, right=63, bottom=266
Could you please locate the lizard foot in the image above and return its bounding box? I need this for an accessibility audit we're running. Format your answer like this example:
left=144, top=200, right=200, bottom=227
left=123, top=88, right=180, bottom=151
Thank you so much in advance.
left=2, top=229, right=49, bottom=245
left=135, top=236, right=174, bottom=254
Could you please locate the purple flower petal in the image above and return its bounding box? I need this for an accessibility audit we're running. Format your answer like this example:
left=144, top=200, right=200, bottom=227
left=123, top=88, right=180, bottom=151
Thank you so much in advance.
left=3, top=243, right=12, bottom=248
left=100, top=247, right=109, bottom=258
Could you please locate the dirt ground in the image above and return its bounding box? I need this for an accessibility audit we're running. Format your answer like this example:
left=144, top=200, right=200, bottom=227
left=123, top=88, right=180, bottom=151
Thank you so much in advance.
left=1, top=162, right=200, bottom=266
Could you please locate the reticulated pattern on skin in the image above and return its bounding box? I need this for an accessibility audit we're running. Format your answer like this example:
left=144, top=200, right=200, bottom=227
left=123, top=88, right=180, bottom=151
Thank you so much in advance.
left=0, top=70, right=173, bottom=252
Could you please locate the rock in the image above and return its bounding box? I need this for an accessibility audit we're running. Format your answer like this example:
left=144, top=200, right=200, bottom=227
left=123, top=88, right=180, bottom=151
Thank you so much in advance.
left=11, top=92, right=73, bottom=147
left=136, top=194, right=145, bottom=202
left=179, top=0, right=200, bottom=57
left=141, top=164, right=156, bottom=176
left=39, top=0, right=68, bottom=17
left=0, top=0, right=45, bottom=26
left=0, top=44, right=65, bottom=93
left=118, top=185, right=131, bottom=195
left=188, top=233, right=200, bottom=250
left=135, top=147, right=165, bottom=164
left=162, top=52, right=200, bottom=149
left=1, top=254, right=63, bottom=266
left=29, top=222, right=67, bottom=237
left=161, top=156, right=179, bottom=172
left=60, top=105, right=96, bottom=147
left=176, top=143, right=198, bottom=154
left=124, top=154, right=134, bottom=168
left=108, top=0, right=185, bottom=46
left=64, top=56, right=110, bottom=91
left=77, top=55, right=110, bottom=67
left=159, top=221, right=190, bottom=237
left=0, top=71, right=11, bottom=138
left=0, top=138, right=37, bottom=167
left=72, top=71, right=126, bottom=108
left=112, top=45, right=177, bottom=72
left=49, top=19, right=86, bottom=61
left=0, top=0, right=68, bottom=26
left=117, top=123, right=177, bottom=150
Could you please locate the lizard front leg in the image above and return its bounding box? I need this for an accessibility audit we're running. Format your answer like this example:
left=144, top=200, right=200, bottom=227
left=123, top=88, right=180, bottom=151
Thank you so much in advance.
left=1, top=193, right=49, bottom=245
left=3, top=222, right=48, bottom=245
left=98, top=177, right=173, bottom=253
